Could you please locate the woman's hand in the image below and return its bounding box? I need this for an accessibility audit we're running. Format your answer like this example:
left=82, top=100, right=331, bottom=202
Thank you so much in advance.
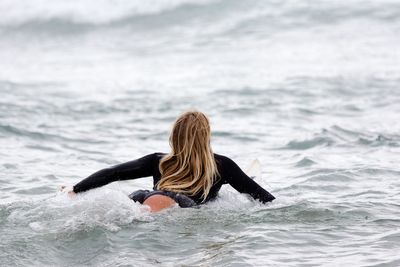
left=60, top=185, right=76, bottom=197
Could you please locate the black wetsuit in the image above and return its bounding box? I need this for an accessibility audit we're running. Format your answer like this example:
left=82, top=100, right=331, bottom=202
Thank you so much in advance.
left=73, top=153, right=275, bottom=207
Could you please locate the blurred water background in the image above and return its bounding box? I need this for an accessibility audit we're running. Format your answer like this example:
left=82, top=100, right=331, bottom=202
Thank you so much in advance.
left=1, top=0, right=400, bottom=266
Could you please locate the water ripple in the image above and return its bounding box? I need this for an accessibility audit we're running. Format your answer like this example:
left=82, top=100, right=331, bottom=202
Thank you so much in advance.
left=0, top=124, right=107, bottom=144
left=282, top=125, right=400, bottom=150
left=285, top=136, right=335, bottom=150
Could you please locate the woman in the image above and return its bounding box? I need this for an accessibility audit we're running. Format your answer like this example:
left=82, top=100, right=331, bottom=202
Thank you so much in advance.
left=64, top=111, right=275, bottom=212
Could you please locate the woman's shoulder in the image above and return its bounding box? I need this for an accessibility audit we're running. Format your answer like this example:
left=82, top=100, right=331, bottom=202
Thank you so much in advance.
left=149, top=152, right=166, bottom=162
left=135, top=152, right=166, bottom=164
left=213, top=153, right=236, bottom=165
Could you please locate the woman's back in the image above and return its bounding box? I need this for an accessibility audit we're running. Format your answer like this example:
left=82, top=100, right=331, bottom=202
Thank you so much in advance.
left=72, top=152, right=275, bottom=205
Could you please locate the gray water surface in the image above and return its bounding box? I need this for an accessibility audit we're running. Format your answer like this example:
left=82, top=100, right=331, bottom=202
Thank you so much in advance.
left=1, top=0, right=400, bottom=266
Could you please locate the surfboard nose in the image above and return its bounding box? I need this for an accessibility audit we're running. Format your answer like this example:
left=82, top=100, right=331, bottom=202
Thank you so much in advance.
left=143, top=194, right=177, bottom=212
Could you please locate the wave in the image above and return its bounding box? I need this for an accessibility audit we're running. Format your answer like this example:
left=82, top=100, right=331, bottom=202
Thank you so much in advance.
left=1, top=185, right=268, bottom=236
left=285, top=136, right=335, bottom=150
left=0, top=80, right=61, bottom=90
left=1, top=0, right=400, bottom=36
left=0, top=124, right=106, bottom=144
left=1, top=187, right=374, bottom=237
left=295, top=157, right=316, bottom=167
left=333, top=125, right=400, bottom=147
left=3, top=189, right=152, bottom=234
left=282, top=125, right=400, bottom=150
left=0, top=0, right=217, bottom=26
left=0, top=0, right=224, bottom=36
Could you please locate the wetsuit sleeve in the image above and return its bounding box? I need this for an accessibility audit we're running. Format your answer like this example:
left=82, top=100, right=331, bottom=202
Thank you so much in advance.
left=220, top=156, right=275, bottom=203
left=73, top=153, right=158, bottom=193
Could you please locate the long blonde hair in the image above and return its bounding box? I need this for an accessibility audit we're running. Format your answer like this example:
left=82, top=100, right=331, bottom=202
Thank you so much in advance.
left=157, top=111, right=219, bottom=201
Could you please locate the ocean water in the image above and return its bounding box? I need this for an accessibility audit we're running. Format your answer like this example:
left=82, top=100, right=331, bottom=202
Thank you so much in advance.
left=1, top=0, right=400, bottom=266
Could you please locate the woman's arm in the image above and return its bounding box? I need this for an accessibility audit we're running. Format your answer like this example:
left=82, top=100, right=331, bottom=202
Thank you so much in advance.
left=219, top=155, right=275, bottom=203
left=73, top=153, right=160, bottom=193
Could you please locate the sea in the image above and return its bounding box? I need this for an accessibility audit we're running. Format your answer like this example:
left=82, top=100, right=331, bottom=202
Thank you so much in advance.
left=1, top=0, right=400, bottom=266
